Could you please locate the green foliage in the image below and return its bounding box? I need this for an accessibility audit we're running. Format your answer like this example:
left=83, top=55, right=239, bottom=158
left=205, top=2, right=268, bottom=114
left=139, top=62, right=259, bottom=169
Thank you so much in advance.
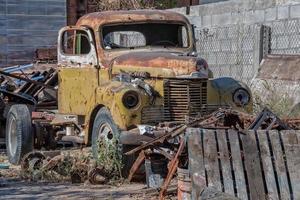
left=97, top=138, right=123, bottom=179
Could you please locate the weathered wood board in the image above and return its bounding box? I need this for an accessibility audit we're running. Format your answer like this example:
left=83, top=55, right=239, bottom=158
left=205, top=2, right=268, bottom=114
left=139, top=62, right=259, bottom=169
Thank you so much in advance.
left=188, top=129, right=300, bottom=200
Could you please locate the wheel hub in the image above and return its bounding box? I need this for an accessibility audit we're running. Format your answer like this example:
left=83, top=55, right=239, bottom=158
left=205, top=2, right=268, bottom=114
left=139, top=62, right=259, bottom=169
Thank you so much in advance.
left=98, top=123, right=114, bottom=145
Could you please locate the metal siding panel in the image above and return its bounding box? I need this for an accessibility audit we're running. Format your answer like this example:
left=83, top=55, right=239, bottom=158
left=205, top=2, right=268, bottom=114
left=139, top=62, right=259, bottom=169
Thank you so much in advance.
left=28, top=6, right=47, bottom=15
left=46, top=5, right=66, bottom=16
left=7, top=4, right=28, bottom=15
left=2, top=0, right=66, bottom=66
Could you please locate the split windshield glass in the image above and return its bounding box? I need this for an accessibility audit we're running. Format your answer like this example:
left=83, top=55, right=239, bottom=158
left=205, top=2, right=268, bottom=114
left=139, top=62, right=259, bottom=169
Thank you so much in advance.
left=101, top=23, right=189, bottom=50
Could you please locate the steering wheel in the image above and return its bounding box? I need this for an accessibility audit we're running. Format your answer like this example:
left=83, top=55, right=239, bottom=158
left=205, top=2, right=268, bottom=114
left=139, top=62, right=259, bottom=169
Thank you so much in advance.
left=151, top=40, right=177, bottom=46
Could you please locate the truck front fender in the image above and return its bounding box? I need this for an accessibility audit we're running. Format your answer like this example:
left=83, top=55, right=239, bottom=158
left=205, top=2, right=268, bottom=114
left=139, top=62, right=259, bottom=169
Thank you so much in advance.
left=207, top=77, right=253, bottom=113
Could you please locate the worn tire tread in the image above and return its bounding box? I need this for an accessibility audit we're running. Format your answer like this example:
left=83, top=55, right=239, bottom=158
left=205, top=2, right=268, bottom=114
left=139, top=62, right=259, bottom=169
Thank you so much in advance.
left=6, top=104, right=33, bottom=164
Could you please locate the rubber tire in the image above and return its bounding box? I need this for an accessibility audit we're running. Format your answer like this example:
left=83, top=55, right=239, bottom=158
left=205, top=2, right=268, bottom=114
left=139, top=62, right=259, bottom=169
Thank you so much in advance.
left=91, top=107, right=134, bottom=177
left=6, top=104, right=33, bottom=165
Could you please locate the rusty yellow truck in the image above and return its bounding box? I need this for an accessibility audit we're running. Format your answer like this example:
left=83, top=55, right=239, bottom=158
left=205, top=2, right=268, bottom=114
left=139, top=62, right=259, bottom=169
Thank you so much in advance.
left=4, top=10, right=252, bottom=173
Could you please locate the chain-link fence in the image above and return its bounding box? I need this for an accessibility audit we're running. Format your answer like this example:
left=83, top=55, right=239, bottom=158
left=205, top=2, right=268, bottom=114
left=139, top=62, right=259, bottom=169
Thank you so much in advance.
left=196, top=25, right=258, bottom=84
left=270, top=18, right=300, bottom=54
left=196, top=19, right=300, bottom=84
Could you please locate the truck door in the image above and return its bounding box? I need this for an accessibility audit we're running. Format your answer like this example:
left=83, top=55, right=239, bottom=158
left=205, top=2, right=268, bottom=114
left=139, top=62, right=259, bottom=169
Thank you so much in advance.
left=57, top=27, right=99, bottom=115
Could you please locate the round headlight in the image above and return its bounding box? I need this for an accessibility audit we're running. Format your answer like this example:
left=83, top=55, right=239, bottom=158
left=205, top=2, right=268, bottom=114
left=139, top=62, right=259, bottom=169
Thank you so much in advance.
left=195, top=58, right=209, bottom=78
left=122, top=91, right=139, bottom=109
left=233, top=88, right=250, bottom=107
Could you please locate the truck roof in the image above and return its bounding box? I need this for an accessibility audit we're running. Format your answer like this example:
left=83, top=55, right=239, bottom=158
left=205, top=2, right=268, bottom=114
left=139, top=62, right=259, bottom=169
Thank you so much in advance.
left=76, top=10, right=190, bottom=28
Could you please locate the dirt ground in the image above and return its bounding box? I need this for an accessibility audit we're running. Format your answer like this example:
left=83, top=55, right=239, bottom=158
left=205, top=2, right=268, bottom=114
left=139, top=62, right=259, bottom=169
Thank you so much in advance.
left=0, top=153, right=167, bottom=200
left=0, top=180, right=153, bottom=200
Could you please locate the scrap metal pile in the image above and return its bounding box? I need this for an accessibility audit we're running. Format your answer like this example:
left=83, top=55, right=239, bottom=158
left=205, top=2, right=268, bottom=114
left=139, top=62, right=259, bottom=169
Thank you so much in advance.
left=0, top=64, right=58, bottom=110
left=17, top=106, right=300, bottom=199
left=124, top=107, right=300, bottom=200
left=20, top=149, right=108, bottom=185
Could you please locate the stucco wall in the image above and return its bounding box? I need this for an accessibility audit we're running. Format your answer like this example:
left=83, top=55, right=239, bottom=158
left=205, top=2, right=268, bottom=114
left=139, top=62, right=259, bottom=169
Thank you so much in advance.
left=0, top=0, right=66, bottom=67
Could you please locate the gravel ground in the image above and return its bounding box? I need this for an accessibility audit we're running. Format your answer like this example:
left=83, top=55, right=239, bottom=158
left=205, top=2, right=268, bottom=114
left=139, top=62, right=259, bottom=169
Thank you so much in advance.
left=0, top=179, right=153, bottom=200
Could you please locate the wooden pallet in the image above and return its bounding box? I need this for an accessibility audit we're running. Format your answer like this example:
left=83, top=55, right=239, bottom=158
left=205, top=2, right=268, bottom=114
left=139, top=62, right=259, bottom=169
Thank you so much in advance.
left=187, top=129, right=300, bottom=200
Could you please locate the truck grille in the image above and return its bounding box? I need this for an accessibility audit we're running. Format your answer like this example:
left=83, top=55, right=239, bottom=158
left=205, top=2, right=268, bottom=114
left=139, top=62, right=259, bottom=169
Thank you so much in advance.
left=163, top=78, right=207, bottom=122
left=141, top=105, right=164, bottom=125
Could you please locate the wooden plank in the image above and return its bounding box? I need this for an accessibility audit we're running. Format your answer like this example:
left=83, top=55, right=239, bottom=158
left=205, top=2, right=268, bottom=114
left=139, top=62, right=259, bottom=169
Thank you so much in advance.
left=203, top=129, right=222, bottom=191
left=269, top=130, right=291, bottom=199
left=257, top=130, right=279, bottom=200
left=188, top=128, right=206, bottom=178
left=187, top=128, right=206, bottom=199
left=281, top=130, right=300, bottom=199
left=241, top=130, right=265, bottom=200
left=216, top=130, right=234, bottom=196
left=228, top=129, right=248, bottom=200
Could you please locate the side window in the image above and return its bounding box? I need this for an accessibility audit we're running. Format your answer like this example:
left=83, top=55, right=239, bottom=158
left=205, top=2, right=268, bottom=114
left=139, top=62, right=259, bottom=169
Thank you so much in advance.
left=62, top=30, right=91, bottom=55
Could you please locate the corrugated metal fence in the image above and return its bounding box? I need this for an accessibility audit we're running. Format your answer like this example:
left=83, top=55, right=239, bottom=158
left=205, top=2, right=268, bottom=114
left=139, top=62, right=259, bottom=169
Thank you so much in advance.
left=0, top=0, right=66, bottom=67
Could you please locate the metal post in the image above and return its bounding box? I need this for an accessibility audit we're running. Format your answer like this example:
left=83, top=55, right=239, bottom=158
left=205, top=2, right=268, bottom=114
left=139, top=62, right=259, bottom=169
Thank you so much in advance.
left=253, top=25, right=271, bottom=75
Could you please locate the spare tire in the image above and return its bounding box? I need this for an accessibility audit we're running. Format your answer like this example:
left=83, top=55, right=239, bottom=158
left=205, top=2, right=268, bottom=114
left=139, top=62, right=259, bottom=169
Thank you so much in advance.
left=6, top=104, right=33, bottom=165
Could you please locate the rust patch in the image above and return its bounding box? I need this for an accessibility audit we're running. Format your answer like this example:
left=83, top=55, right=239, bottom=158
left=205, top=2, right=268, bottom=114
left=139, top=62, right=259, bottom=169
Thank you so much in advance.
left=258, top=54, right=300, bottom=81
left=76, top=10, right=190, bottom=29
left=111, top=51, right=197, bottom=75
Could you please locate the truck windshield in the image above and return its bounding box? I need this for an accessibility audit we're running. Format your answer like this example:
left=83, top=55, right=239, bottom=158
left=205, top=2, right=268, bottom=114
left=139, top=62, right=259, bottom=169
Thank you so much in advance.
left=102, top=23, right=189, bottom=50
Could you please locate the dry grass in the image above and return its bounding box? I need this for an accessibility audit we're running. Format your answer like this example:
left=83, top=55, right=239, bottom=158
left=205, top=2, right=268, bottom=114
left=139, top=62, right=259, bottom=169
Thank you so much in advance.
left=91, top=0, right=177, bottom=11
left=252, top=80, right=296, bottom=118
left=93, top=0, right=143, bottom=11
left=20, top=150, right=94, bottom=183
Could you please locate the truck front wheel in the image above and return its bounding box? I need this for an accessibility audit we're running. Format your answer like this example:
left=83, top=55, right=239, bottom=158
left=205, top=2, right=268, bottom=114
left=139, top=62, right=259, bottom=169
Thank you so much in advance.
left=6, top=104, right=33, bottom=164
left=91, top=107, right=134, bottom=177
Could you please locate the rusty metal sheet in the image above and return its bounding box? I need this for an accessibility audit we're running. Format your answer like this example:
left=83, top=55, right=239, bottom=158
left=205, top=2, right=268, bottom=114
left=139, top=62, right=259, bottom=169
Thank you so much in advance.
left=35, top=48, right=57, bottom=62
left=76, top=10, right=190, bottom=29
left=258, top=54, right=300, bottom=81
left=111, top=52, right=198, bottom=75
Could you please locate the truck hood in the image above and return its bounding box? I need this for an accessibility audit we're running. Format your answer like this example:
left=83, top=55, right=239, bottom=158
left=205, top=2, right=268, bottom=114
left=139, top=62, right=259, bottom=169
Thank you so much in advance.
left=110, top=52, right=207, bottom=78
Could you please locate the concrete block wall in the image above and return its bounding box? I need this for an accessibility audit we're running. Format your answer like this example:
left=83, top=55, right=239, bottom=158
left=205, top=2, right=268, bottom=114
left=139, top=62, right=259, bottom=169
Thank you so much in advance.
left=180, top=0, right=300, bottom=29
left=170, top=0, right=300, bottom=83
left=195, top=24, right=259, bottom=83
left=0, top=0, right=66, bottom=67
left=173, top=0, right=300, bottom=25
